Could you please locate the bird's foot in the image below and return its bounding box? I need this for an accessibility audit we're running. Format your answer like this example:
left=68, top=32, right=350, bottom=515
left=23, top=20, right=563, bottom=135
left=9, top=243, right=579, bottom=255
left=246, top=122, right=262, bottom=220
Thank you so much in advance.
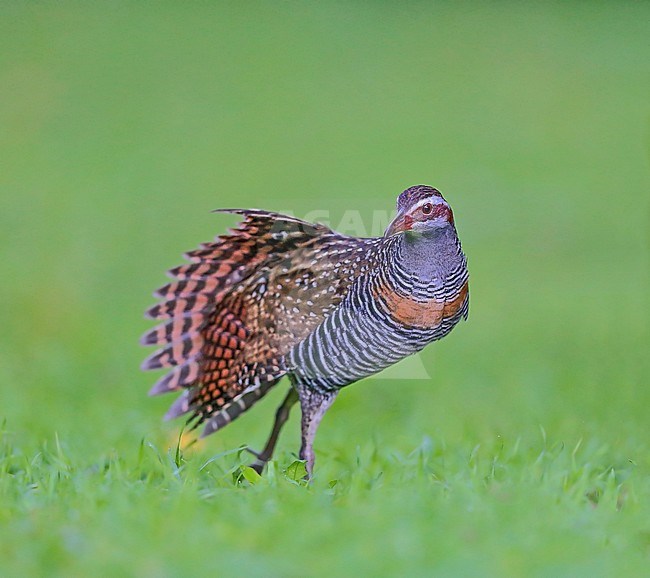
left=244, top=447, right=269, bottom=474
left=244, top=446, right=262, bottom=460
left=248, top=460, right=266, bottom=475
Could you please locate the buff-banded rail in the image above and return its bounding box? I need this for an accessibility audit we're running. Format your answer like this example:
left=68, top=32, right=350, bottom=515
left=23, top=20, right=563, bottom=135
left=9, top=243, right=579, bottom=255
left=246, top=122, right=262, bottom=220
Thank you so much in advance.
left=142, top=185, right=469, bottom=478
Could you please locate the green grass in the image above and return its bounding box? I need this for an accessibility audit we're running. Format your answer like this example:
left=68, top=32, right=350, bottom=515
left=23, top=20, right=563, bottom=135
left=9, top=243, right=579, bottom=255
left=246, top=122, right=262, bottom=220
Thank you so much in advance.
left=2, top=429, right=649, bottom=576
left=1, top=2, right=649, bottom=576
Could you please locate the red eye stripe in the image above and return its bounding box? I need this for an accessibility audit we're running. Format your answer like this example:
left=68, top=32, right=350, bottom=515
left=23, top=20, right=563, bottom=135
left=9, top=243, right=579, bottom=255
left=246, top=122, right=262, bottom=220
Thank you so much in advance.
left=435, top=204, right=454, bottom=223
left=422, top=203, right=454, bottom=223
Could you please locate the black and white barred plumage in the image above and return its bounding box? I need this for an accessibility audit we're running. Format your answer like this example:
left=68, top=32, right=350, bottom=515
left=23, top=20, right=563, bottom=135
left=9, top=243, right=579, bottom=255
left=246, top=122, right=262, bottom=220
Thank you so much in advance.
left=142, top=185, right=469, bottom=477
left=290, top=225, right=468, bottom=393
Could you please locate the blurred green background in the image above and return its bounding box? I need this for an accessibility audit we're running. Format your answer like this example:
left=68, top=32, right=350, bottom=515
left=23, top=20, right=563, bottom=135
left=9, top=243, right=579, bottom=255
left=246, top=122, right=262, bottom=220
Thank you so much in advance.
left=1, top=2, right=649, bottom=576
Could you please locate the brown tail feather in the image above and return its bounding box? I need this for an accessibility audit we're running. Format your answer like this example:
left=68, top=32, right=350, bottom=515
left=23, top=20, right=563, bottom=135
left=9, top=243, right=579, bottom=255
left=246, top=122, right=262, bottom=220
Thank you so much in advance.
left=141, top=338, right=203, bottom=370
left=199, top=378, right=282, bottom=437
left=139, top=313, right=204, bottom=346
left=148, top=359, right=201, bottom=396
left=164, top=390, right=191, bottom=420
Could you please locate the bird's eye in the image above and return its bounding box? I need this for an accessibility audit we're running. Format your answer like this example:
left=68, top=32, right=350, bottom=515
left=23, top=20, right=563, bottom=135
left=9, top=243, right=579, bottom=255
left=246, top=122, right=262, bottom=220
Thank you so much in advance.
left=421, top=203, right=433, bottom=215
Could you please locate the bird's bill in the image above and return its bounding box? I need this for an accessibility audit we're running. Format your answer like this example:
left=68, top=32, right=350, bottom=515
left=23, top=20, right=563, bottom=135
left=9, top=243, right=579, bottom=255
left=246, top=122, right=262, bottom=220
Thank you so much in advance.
left=384, top=212, right=411, bottom=237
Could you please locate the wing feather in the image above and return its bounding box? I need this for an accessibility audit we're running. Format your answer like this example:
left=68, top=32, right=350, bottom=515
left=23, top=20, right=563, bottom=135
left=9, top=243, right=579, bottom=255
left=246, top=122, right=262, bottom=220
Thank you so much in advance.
left=142, top=210, right=375, bottom=434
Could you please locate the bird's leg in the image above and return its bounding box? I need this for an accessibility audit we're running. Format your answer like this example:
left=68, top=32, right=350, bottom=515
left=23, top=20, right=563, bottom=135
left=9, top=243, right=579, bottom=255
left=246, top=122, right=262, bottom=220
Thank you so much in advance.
left=248, top=387, right=299, bottom=474
left=297, top=385, right=338, bottom=480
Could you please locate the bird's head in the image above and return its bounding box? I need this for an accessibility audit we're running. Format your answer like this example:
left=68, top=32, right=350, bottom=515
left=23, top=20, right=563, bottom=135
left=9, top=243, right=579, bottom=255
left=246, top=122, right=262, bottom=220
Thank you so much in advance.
left=384, top=185, right=454, bottom=238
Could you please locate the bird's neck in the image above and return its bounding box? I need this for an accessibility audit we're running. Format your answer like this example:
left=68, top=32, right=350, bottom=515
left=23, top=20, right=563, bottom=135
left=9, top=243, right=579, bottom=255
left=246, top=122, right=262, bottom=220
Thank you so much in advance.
left=389, top=225, right=466, bottom=297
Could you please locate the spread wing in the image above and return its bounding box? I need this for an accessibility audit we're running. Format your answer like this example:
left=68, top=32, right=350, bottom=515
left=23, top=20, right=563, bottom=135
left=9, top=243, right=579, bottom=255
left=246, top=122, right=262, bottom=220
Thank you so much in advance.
left=141, top=210, right=376, bottom=436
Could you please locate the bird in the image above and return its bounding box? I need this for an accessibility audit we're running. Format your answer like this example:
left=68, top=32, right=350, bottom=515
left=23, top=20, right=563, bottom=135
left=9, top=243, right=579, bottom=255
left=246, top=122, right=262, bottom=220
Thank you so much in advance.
left=141, top=185, right=469, bottom=478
